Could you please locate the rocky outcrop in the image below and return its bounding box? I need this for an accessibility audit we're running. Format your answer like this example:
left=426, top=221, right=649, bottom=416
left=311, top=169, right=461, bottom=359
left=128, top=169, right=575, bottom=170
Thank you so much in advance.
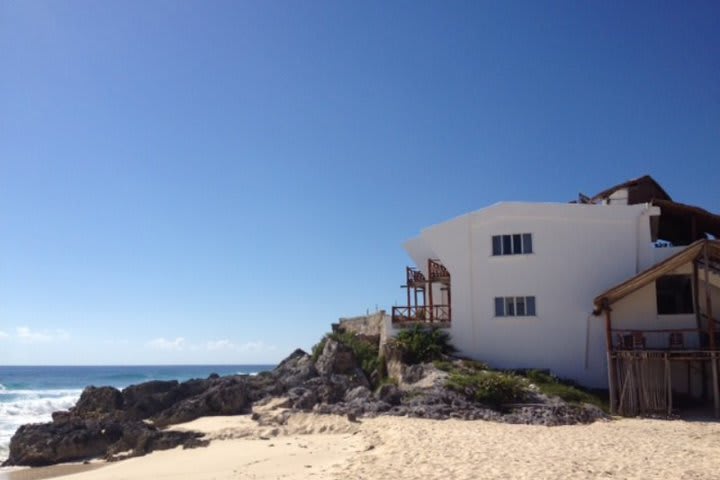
left=3, top=375, right=251, bottom=467
left=152, top=377, right=251, bottom=427
left=315, top=339, right=359, bottom=376
left=72, top=386, right=124, bottom=417
left=4, top=417, right=206, bottom=467
left=3, top=343, right=608, bottom=468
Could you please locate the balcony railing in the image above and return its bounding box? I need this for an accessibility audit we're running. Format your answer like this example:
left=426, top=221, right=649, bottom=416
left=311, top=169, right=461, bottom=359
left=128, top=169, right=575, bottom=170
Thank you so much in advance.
left=391, top=305, right=451, bottom=326
left=428, top=259, right=450, bottom=282
left=406, top=267, right=426, bottom=287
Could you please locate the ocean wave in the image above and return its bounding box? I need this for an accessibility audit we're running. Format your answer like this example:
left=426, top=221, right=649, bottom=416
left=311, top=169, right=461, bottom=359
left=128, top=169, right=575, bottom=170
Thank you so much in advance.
left=0, top=390, right=81, bottom=462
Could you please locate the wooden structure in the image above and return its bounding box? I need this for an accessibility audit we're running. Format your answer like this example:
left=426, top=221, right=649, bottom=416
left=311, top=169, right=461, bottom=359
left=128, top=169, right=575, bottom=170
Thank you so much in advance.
left=392, top=259, right=451, bottom=326
left=594, top=240, right=720, bottom=416
left=580, top=175, right=720, bottom=246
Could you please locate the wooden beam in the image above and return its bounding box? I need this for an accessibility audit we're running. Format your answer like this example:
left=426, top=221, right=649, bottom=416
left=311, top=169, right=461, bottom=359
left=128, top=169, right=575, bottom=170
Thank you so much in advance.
left=694, top=261, right=702, bottom=331
left=705, top=242, right=715, bottom=351
left=713, top=353, right=720, bottom=418
left=427, top=260, right=434, bottom=322
left=605, top=307, right=618, bottom=414
left=666, top=354, right=672, bottom=416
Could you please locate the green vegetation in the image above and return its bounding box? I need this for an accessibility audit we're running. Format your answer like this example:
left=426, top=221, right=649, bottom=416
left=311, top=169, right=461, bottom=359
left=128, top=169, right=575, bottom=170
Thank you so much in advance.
left=311, top=331, right=380, bottom=379
left=447, top=370, right=527, bottom=409
left=440, top=362, right=606, bottom=411
left=524, top=369, right=608, bottom=411
left=434, top=358, right=489, bottom=373
left=392, top=325, right=457, bottom=364
left=311, top=336, right=328, bottom=362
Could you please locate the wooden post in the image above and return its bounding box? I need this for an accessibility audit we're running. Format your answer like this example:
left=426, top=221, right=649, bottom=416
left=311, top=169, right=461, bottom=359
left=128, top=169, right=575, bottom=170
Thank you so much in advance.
left=605, top=305, right=618, bottom=414
left=427, top=260, right=434, bottom=322
left=705, top=242, right=715, bottom=351
left=406, top=269, right=412, bottom=310
left=703, top=242, right=720, bottom=417
left=713, top=353, right=720, bottom=418
left=693, top=262, right=701, bottom=331
left=666, top=354, right=672, bottom=416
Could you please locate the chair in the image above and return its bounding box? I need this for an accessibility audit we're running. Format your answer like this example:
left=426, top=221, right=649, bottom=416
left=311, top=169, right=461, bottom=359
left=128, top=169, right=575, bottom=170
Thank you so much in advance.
left=616, top=333, right=631, bottom=350
left=631, top=332, right=646, bottom=350
left=669, top=332, right=684, bottom=350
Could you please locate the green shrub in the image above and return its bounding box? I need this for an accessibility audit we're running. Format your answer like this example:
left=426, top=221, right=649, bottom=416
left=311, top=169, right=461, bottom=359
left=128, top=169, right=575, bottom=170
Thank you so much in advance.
left=447, top=371, right=527, bottom=409
left=523, top=369, right=607, bottom=411
left=460, top=359, right=490, bottom=372
left=311, top=331, right=380, bottom=379
left=433, top=360, right=456, bottom=372
left=393, top=325, right=457, bottom=364
left=311, top=335, right=329, bottom=362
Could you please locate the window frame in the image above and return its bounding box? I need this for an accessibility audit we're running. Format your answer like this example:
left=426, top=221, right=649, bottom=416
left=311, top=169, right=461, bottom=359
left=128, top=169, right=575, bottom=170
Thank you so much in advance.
left=656, top=274, right=694, bottom=315
left=494, top=296, right=537, bottom=317
left=491, top=233, right=534, bottom=256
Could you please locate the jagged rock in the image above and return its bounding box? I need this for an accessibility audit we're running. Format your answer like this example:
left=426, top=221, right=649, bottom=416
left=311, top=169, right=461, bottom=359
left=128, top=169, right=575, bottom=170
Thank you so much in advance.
left=121, top=380, right=181, bottom=420
left=287, top=387, right=318, bottom=411
left=3, top=419, right=121, bottom=467
left=502, top=404, right=608, bottom=426
left=73, top=386, right=124, bottom=417
left=271, top=349, right=318, bottom=390
left=402, top=364, right=425, bottom=384
left=315, top=340, right=358, bottom=376
left=105, top=425, right=207, bottom=460
left=152, top=377, right=251, bottom=427
left=345, top=386, right=372, bottom=403
left=2, top=415, right=208, bottom=467
left=374, top=384, right=402, bottom=406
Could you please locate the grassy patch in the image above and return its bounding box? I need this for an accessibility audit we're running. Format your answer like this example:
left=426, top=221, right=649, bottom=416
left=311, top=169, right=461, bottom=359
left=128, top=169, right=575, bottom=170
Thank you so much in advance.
left=524, top=369, right=608, bottom=411
left=447, top=371, right=528, bottom=409
left=434, top=358, right=489, bottom=374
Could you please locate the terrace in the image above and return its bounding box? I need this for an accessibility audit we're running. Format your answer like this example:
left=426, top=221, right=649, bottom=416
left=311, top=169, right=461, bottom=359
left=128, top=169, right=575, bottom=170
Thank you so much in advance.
left=392, top=259, right=451, bottom=327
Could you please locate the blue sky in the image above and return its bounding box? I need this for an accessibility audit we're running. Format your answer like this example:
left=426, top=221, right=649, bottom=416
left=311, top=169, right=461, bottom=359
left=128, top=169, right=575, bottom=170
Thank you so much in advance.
left=1, top=1, right=719, bottom=365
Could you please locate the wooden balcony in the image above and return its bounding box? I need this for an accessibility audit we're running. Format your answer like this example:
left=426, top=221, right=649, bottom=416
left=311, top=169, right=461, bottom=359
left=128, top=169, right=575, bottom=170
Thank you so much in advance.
left=391, top=305, right=451, bottom=327
left=428, top=259, right=450, bottom=282
left=406, top=267, right=426, bottom=288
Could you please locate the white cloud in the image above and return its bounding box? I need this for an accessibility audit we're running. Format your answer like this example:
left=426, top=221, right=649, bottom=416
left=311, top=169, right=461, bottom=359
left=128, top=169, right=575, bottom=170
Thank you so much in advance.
left=147, top=337, right=276, bottom=354
left=202, top=339, right=276, bottom=353
left=237, top=341, right=276, bottom=353
left=16, top=326, right=70, bottom=343
left=0, top=331, right=8, bottom=339
left=205, top=339, right=235, bottom=351
left=146, top=337, right=186, bottom=351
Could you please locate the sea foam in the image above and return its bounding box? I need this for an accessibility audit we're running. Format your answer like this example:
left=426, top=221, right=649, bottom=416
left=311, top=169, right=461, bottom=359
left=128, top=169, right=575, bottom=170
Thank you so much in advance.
left=0, top=388, right=81, bottom=462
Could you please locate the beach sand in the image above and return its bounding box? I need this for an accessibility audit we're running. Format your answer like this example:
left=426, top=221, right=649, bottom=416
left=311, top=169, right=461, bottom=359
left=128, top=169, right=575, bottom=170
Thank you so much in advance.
left=5, top=413, right=720, bottom=480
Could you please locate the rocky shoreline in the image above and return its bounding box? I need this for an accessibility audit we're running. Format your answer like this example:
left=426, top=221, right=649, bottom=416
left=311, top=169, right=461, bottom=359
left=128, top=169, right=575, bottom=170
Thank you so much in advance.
left=3, top=337, right=608, bottom=467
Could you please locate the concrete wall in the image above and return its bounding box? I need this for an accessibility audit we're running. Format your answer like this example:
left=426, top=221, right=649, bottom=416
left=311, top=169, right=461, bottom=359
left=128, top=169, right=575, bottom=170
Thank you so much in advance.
left=396, top=202, right=662, bottom=388
left=337, top=311, right=387, bottom=338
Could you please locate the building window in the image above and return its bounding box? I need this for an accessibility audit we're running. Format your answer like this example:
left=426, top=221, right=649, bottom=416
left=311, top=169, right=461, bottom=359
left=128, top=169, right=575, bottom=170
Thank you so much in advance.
left=656, top=275, right=694, bottom=314
left=495, top=296, right=536, bottom=317
left=491, top=234, right=533, bottom=256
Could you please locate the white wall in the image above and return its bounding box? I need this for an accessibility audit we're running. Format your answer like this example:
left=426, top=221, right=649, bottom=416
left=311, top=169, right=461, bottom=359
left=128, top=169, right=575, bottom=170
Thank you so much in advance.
left=611, top=283, right=699, bottom=349
left=401, top=202, right=661, bottom=388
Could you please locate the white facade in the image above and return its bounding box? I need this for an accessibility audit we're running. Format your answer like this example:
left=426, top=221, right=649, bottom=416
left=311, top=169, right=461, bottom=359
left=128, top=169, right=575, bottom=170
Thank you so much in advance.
left=395, top=201, right=667, bottom=388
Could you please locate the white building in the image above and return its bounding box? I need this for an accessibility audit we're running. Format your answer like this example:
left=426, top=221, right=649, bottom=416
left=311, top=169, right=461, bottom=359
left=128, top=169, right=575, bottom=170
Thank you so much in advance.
left=388, top=176, right=720, bottom=415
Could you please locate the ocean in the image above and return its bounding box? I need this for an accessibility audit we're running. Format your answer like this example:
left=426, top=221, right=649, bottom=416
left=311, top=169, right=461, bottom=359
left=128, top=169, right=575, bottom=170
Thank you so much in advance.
left=0, top=364, right=274, bottom=463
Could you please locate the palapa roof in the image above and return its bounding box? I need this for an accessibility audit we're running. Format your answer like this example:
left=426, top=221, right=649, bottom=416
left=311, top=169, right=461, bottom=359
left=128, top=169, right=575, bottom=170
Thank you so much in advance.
left=585, top=175, right=720, bottom=245
left=651, top=199, right=720, bottom=245
left=593, top=239, right=720, bottom=313
left=589, top=175, right=672, bottom=205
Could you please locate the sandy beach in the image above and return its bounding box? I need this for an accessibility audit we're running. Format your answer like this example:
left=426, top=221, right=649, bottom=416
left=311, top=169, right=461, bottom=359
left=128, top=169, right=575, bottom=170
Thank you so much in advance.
left=5, top=412, right=719, bottom=480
